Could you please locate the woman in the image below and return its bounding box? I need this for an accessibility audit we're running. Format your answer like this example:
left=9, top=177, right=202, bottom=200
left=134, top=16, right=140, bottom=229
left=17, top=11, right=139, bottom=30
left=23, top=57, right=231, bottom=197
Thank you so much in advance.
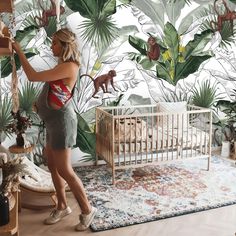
left=12, top=28, right=97, bottom=231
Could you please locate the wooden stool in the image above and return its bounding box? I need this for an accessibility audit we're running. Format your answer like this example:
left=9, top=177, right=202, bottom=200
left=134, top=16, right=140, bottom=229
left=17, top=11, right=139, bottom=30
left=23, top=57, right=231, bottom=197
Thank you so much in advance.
left=8, top=144, right=35, bottom=162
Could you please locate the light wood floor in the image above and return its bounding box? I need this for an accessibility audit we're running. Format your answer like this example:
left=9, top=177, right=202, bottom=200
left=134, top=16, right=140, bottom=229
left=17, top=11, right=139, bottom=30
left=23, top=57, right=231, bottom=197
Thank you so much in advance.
left=19, top=191, right=236, bottom=236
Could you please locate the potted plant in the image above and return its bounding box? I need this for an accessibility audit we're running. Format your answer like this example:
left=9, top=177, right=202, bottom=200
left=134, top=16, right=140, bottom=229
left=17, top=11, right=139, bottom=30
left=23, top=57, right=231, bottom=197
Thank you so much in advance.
left=7, top=110, right=32, bottom=147
left=3, top=81, right=41, bottom=147
left=0, top=153, right=29, bottom=211
left=215, top=99, right=236, bottom=158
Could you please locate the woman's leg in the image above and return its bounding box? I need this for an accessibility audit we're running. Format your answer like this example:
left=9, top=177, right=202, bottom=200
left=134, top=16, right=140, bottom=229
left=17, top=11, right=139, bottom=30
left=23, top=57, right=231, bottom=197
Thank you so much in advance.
left=51, top=147, right=92, bottom=214
left=45, top=144, right=67, bottom=210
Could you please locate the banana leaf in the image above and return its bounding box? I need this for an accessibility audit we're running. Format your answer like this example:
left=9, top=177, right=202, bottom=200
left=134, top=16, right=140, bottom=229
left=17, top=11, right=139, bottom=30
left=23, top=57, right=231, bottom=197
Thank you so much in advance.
left=215, top=100, right=236, bottom=119
left=1, top=26, right=39, bottom=78
left=1, top=48, right=38, bottom=78
left=156, top=61, right=172, bottom=84
left=128, top=35, right=167, bottom=56
left=183, top=29, right=213, bottom=60
left=100, top=0, right=116, bottom=17
left=64, top=0, right=116, bottom=18
left=75, top=114, right=96, bottom=159
left=132, top=0, right=165, bottom=30
left=178, top=4, right=210, bottom=35
left=14, top=25, right=39, bottom=49
left=129, top=52, right=156, bottom=70
left=174, top=55, right=212, bottom=85
left=162, top=0, right=186, bottom=26
left=119, top=0, right=132, bottom=3
left=128, top=35, right=147, bottom=55
left=163, top=22, right=179, bottom=63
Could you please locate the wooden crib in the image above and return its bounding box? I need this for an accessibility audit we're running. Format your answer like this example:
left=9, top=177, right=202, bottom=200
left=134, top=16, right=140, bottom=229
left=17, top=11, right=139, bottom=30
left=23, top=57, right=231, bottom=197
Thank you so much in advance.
left=95, top=103, right=212, bottom=184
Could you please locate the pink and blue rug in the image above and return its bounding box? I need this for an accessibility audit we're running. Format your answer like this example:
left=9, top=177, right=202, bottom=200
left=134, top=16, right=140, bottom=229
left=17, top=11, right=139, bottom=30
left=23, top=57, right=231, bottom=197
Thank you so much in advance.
left=74, top=157, right=236, bottom=231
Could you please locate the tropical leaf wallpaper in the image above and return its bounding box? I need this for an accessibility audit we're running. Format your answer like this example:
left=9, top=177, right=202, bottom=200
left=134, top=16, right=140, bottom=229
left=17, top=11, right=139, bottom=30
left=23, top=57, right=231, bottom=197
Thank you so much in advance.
left=1, top=0, right=236, bottom=163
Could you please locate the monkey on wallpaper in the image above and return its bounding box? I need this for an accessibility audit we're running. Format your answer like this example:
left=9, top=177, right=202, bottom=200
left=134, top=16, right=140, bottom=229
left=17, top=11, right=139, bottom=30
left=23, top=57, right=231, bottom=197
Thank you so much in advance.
left=35, top=0, right=65, bottom=27
left=80, top=70, right=118, bottom=98
left=147, top=36, right=160, bottom=61
left=211, top=0, right=236, bottom=33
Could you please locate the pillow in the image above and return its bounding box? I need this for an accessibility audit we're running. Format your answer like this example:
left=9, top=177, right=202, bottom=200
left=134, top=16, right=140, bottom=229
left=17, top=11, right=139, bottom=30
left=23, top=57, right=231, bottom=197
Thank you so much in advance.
left=158, top=101, right=188, bottom=129
left=20, top=156, right=42, bottom=182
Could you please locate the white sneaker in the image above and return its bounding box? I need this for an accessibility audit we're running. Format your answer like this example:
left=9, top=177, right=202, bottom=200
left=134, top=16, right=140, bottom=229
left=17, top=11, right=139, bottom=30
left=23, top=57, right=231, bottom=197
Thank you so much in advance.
left=75, top=206, right=97, bottom=231
left=44, top=206, right=72, bottom=225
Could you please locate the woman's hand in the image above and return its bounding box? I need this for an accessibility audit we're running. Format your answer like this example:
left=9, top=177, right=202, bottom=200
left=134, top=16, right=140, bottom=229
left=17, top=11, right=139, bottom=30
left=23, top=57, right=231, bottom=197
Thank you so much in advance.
left=12, top=41, right=22, bottom=54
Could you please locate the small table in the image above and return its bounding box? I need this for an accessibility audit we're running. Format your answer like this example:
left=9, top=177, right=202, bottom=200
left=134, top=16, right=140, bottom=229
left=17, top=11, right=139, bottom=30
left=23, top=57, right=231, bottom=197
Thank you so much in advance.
left=8, top=144, right=35, bottom=162
left=0, top=191, right=19, bottom=236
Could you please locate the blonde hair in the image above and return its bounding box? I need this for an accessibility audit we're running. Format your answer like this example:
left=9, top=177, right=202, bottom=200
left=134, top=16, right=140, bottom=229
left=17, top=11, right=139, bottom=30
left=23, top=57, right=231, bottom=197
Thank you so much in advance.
left=53, top=28, right=80, bottom=66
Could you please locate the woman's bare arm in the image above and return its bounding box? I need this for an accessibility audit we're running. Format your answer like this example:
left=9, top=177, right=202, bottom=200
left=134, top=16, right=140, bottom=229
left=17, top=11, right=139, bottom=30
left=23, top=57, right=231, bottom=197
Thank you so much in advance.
left=12, top=41, right=79, bottom=82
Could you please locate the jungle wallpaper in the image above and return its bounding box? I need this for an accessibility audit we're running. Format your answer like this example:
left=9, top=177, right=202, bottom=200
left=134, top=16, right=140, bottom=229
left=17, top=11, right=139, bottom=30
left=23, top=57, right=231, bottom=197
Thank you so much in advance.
left=1, top=0, right=236, bottom=164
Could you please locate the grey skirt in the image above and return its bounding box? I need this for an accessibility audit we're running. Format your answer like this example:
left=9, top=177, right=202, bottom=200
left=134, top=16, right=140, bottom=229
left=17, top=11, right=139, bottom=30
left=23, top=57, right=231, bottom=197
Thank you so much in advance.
left=36, top=83, right=77, bottom=149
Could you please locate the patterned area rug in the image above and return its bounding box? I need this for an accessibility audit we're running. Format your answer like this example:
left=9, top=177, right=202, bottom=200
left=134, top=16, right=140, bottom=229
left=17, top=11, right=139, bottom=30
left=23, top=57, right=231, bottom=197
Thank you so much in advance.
left=74, top=157, right=236, bottom=232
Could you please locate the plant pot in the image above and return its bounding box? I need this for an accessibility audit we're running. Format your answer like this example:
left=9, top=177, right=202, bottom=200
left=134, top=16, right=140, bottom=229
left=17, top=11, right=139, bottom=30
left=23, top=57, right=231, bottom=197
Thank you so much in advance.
left=0, top=193, right=9, bottom=226
left=230, top=141, right=236, bottom=160
left=221, top=141, right=231, bottom=158
left=16, top=134, right=24, bottom=147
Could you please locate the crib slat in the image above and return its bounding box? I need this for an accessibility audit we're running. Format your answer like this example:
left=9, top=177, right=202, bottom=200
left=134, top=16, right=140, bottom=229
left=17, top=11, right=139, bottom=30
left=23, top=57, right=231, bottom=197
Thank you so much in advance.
left=171, top=113, right=174, bottom=161
left=145, top=115, right=148, bottom=163
left=185, top=112, right=189, bottom=158
left=123, top=116, right=126, bottom=166
left=181, top=113, right=184, bottom=159
left=166, top=114, right=170, bottom=161
left=151, top=113, right=154, bottom=163
left=156, top=113, right=159, bottom=160
left=117, top=116, right=121, bottom=166
left=161, top=115, right=164, bottom=162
